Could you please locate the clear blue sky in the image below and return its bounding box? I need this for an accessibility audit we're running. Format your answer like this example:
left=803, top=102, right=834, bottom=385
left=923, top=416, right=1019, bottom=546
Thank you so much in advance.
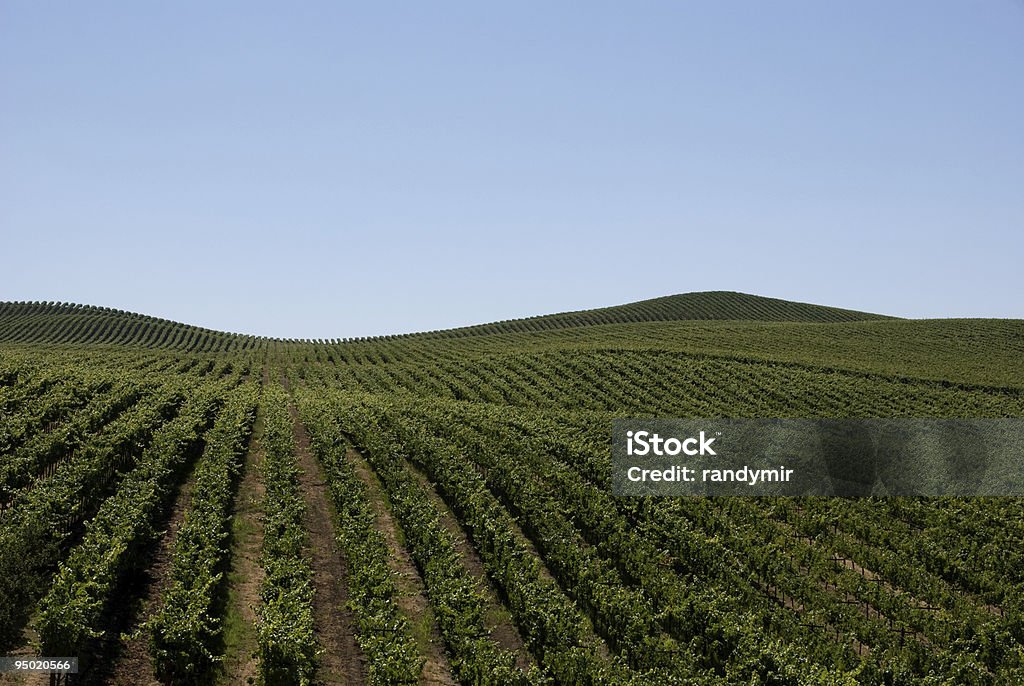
left=2, top=2, right=1022, bottom=337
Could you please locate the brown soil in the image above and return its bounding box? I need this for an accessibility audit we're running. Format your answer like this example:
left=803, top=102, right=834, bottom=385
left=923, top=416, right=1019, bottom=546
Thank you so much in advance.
left=791, top=506, right=1003, bottom=617
left=775, top=518, right=936, bottom=648
left=757, top=579, right=871, bottom=657
left=403, top=460, right=536, bottom=673
left=106, top=465, right=200, bottom=686
left=0, top=629, right=46, bottom=686
left=288, top=405, right=368, bottom=686
left=461, top=461, right=614, bottom=663
left=218, top=407, right=267, bottom=686
left=0, top=431, right=212, bottom=686
left=346, top=447, right=457, bottom=686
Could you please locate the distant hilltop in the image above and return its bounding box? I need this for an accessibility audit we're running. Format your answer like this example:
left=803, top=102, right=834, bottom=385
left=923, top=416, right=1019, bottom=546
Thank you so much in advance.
left=0, top=291, right=892, bottom=351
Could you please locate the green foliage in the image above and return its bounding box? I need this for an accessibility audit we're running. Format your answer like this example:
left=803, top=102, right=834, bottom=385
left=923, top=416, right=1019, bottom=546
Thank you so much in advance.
left=255, top=384, right=318, bottom=686
left=148, top=383, right=258, bottom=683
left=35, top=388, right=219, bottom=659
left=0, top=381, right=186, bottom=650
left=0, top=290, right=892, bottom=351
left=300, top=398, right=424, bottom=685
left=1, top=293, right=1022, bottom=684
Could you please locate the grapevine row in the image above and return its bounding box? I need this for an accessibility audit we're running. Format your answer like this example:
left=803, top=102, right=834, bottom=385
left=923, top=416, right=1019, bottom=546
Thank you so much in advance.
left=148, top=383, right=259, bottom=682
left=35, top=387, right=221, bottom=665
left=299, top=397, right=423, bottom=685
left=256, top=385, right=319, bottom=686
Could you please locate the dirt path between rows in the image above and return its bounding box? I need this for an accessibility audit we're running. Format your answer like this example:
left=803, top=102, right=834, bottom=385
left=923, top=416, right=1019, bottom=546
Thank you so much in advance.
left=403, top=460, right=535, bottom=673
left=107, top=463, right=201, bottom=686
left=455, top=460, right=613, bottom=664
left=288, top=405, right=368, bottom=686
left=218, top=405, right=267, bottom=686
left=346, top=447, right=457, bottom=685
left=0, top=461, right=202, bottom=686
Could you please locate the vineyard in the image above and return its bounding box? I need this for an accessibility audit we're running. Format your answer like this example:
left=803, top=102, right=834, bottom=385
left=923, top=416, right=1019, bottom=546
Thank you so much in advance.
left=0, top=292, right=1022, bottom=685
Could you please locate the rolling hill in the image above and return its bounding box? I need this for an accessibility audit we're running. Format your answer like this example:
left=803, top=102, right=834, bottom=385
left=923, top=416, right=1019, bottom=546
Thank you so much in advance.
left=1, top=292, right=1022, bottom=684
left=0, top=291, right=890, bottom=351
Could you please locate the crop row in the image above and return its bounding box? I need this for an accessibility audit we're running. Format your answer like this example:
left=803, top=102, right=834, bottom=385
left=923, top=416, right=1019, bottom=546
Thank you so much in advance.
left=0, top=380, right=145, bottom=505
left=390, top=399, right=849, bottom=684
left=309, top=393, right=544, bottom=685
left=35, top=387, right=221, bottom=665
left=480, top=404, right=1023, bottom=682
left=299, top=398, right=424, bottom=685
left=256, top=385, right=318, bottom=686
left=148, top=383, right=259, bottom=683
left=0, top=384, right=185, bottom=649
left=331, top=393, right=698, bottom=685
left=0, top=372, right=109, bottom=456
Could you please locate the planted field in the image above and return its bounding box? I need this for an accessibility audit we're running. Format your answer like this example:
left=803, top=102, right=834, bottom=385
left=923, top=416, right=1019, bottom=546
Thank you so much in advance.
left=0, top=292, right=1021, bottom=685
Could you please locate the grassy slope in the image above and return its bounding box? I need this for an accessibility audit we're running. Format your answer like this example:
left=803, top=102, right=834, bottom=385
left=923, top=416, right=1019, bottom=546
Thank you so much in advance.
left=407, top=319, right=1024, bottom=391
left=1, top=293, right=1020, bottom=391
left=2, top=294, right=1022, bottom=681
left=0, top=302, right=257, bottom=351
left=0, top=292, right=886, bottom=349
left=409, top=291, right=895, bottom=337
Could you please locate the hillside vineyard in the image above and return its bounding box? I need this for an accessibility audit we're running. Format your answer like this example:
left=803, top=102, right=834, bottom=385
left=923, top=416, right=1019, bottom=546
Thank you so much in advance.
left=0, top=292, right=1022, bottom=685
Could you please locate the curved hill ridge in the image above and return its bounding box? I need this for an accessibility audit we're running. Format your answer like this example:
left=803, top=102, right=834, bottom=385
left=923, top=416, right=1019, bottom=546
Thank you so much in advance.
left=423, top=291, right=894, bottom=338
left=0, top=301, right=259, bottom=352
left=0, top=292, right=890, bottom=351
